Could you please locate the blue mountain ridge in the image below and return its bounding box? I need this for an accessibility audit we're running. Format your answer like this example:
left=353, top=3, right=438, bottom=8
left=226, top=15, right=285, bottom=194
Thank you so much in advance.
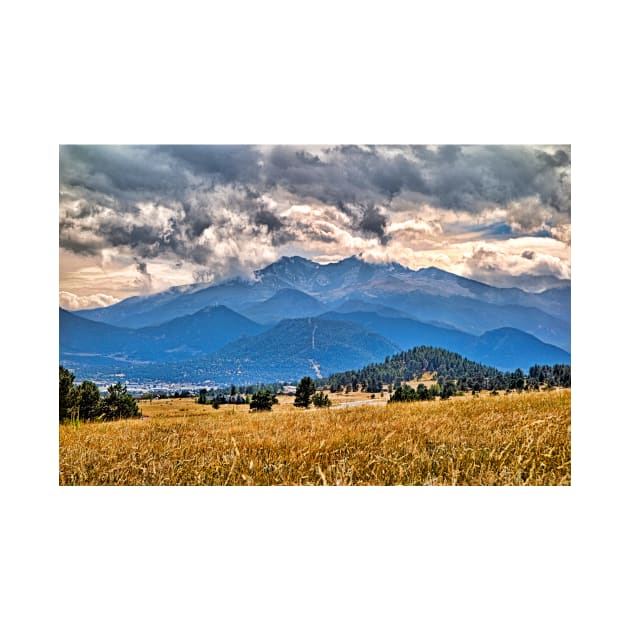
left=76, top=255, right=569, bottom=331
left=62, top=256, right=571, bottom=386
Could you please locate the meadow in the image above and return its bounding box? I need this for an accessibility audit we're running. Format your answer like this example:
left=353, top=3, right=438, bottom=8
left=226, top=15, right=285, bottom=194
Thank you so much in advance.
left=59, top=389, right=570, bottom=486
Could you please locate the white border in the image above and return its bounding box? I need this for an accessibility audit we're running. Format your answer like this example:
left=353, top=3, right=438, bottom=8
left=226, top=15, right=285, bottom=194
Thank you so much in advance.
left=4, top=1, right=628, bottom=629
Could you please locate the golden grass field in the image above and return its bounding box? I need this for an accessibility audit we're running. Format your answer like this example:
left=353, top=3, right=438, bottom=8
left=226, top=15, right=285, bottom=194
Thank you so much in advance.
left=59, top=388, right=570, bottom=486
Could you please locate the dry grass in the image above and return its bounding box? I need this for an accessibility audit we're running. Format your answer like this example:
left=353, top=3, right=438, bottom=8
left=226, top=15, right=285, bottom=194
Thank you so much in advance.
left=59, top=389, right=570, bottom=486
left=328, top=389, right=389, bottom=404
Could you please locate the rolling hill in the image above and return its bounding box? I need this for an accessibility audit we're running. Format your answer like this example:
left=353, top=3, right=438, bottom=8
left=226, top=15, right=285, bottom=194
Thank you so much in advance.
left=60, top=308, right=140, bottom=356
left=60, top=305, right=265, bottom=363
left=321, top=311, right=570, bottom=371
left=185, top=317, right=402, bottom=384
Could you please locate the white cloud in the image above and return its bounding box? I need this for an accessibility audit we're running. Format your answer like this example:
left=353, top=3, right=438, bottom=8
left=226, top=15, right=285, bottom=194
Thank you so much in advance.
left=386, top=217, right=443, bottom=236
left=451, top=237, right=571, bottom=285
left=59, top=291, right=120, bottom=310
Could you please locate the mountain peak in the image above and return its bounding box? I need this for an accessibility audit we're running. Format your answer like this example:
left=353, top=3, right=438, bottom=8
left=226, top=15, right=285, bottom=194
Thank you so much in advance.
left=276, top=255, right=316, bottom=265
left=197, top=304, right=239, bottom=315
left=418, top=265, right=451, bottom=277
left=336, top=254, right=368, bottom=266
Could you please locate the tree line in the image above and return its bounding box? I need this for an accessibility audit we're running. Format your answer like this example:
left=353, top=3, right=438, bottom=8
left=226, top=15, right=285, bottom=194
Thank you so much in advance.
left=59, top=366, right=140, bottom=423
left=192, top=347, right=571, bottom=412
left=386, top=362, right=570, bottom=404
left=317, top=346, right=570, bottom=395
left=61, top=346, right=570, bottom=420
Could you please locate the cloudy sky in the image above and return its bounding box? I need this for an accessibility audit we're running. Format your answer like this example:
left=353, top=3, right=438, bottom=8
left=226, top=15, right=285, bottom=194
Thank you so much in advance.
left=59, top=145, right=570, bottom=309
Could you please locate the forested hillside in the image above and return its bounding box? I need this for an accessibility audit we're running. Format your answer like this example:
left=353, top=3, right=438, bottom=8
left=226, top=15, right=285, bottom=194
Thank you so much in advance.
left=320, top=345, right=570, bottom=394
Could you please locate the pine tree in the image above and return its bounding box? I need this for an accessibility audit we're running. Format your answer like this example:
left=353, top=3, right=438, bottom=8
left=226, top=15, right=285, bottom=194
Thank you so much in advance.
left=59, top=365, right=75, bottom=422
left=100, top=382, right=140, bottom=421
left=77, top=380, right=101, bottom=420
left=294, top=376, right=316, bottom=408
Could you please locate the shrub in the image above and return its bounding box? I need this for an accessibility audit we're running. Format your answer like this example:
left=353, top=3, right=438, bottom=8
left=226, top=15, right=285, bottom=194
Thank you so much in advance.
left=389, top=384, right=419, bottom=403
left=312, top=391, right=332, bottom=408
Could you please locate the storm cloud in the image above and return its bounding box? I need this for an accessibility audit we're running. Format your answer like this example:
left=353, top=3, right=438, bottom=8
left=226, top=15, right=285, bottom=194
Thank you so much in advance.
left=59, top=145, right=571, bottom=304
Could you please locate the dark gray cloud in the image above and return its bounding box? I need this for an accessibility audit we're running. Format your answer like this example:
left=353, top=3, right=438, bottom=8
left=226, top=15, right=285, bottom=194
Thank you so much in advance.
left=417, top=145, right=571, bottom=215
left=358, top=204, right=389, bottom=244
left=60, top=144, right=571, bottom=214
left=161, top=145, right=264, bottom=182
left=135, top=260, right=149, bottom=275
left=134, top=259, right=153, bottom=291
left=59, top=144, right=570, bottom=278
left=60, top=145, right=188, bottom=198
left=255, top=209, right=283, bottom=232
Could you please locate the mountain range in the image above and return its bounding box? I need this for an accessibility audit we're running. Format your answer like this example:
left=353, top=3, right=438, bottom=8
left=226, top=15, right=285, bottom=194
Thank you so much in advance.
left=61, top=256, right=571, bottom=386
